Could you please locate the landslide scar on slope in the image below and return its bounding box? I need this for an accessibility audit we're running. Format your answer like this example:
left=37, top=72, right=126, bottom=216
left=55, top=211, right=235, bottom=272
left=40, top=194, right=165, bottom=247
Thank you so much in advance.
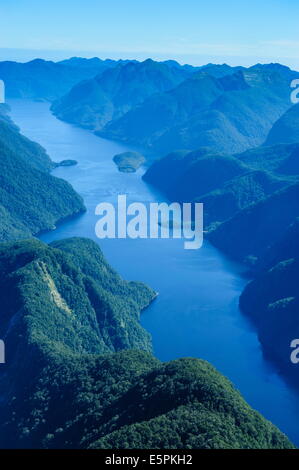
left=37, top=260, right=73, bottom=316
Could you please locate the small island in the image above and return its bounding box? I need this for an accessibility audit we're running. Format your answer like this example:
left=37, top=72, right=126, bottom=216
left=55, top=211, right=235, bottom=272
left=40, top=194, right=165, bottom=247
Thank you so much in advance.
left=55, top=159, right=78, bottom=167
left=113, top=151, right=145, bottom=173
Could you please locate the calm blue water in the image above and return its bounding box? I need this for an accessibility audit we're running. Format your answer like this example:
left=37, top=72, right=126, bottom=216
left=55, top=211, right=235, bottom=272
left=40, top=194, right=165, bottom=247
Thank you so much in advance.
left=8, top=99, right=299, bottom=445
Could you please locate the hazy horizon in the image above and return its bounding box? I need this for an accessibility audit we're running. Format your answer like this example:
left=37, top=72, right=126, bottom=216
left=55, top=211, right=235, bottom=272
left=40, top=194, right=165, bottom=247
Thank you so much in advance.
left=0, top=47, right=298, bottom=72
left=0, top=0, right=299, bottom=70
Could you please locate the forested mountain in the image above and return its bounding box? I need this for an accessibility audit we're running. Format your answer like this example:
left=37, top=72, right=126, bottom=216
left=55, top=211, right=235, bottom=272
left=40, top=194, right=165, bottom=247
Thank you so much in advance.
left=1, top=55, right=298, bottom=449
left=143, top=143, right=297, bottom=230
left=57, top=56, right=125, bottom=74
left=50, top=61, right=299, bottom=156
left=88, top=63, right=297, bottom=155
left=0, top=104, right=53, bottom=171
left=206, top=143, right=299, bottom=262
left=239, top=219, right=299, bottom=389
left=237, top=142, right=299, bottom=175
left=163, top=61, right=242, bottom=77
left=208, top=182, right=299, bottom=262
left=0, top=238, right=292, bottom=449
left=0, top=58, right=120, bottom=100
left=51, top=58, right=192, bottom=130
left=142, top=78, right=299, bottom=394
left=0, top=106, right=85, bottom=240
left=265, top=103, right=299, bottom=146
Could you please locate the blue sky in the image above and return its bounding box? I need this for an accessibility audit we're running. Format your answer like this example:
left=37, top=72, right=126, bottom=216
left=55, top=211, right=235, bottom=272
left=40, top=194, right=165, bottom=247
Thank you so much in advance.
left=0, top=0, right=299, bottom=68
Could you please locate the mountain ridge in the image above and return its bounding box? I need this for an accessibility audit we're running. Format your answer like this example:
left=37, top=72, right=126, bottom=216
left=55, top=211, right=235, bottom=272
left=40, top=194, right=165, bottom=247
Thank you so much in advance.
left=0, top=237, right=293, bottom=449
left=0, top=106, right=85, bottom=240
left=52, top=62, right=299, bottom=156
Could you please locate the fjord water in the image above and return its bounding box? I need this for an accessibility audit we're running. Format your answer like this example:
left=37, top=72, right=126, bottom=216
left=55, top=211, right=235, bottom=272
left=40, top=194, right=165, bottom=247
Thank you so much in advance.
left=9, top=99, right=299, bottom=445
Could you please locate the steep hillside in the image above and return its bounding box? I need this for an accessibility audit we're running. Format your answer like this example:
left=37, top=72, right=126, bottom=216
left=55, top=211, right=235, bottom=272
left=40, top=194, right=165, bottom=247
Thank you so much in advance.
left=0, top=107, right=53, bottom=172
left=144, top=149, right=247, bottom=197
left=209, top=183, right=299, bottom=263
left=265, top=103, right=299, bottom=146
left=0, top=58, right=119, bottom=101
left=57, top=56, right=122, bottom=75
left=237, top=142, right=299, bottom=176
left=240, top=220, right=299, bottom=389
left=0, top=238, right=292, bottom=449
left=51, top=59, right=191, bottom=130
left=198, top=170, right=286, bottom=227
left=101, top=64, right=299, bottom=155
left=143, top=146, right=291, bottom=229
left=0, top=108, right=85, bottom=240
left=145, top=150, right=249, bottom=201
left=258, top=218, right=299, bottom=270
left=101, top=70, right=249, bottom=152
